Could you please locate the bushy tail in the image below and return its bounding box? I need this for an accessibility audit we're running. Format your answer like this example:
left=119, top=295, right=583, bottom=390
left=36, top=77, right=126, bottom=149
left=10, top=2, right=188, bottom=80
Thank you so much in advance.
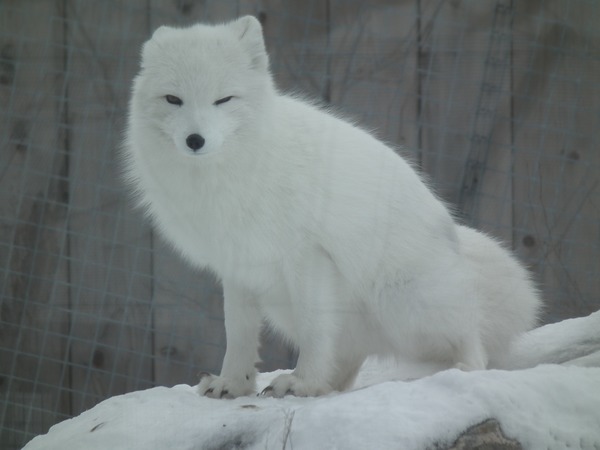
left=496, top=310, right=600, bottom=370
left=354, top=310, right=600, bottom=389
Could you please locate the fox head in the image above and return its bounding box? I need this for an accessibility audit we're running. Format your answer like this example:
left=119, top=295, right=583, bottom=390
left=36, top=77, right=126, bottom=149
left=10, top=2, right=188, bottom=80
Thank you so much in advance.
left=130, top=16, right=273, bottom=158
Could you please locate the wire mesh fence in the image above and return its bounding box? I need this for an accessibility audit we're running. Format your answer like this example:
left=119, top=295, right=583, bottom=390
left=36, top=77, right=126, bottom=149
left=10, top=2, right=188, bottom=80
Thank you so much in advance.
left=1, top=0, right=599, bottom=447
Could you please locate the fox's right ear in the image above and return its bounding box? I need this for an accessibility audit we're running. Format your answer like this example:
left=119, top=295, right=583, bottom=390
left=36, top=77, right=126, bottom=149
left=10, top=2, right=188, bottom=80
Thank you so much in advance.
left=151, top=25, right=174, bottom=41
left=230, top=16, right=268, bottom=72
left=140, top=25, right=172, bottom=67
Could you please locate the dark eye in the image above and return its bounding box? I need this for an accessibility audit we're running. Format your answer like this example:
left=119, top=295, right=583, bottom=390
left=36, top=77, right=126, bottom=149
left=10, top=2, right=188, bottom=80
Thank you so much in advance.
left=165, top=95, right=183, bottom=105
left=214, top=96, right=233, bottom=106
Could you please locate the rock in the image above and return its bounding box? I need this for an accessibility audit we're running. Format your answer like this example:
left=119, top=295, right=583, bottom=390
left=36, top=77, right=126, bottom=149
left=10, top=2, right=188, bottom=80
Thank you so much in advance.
left=443, top=419, right=522, bottom=449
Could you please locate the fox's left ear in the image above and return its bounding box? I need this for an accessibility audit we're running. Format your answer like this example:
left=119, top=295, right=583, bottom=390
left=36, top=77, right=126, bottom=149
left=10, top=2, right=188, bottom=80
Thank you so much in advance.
left=230, top=16, right=268, bottom=72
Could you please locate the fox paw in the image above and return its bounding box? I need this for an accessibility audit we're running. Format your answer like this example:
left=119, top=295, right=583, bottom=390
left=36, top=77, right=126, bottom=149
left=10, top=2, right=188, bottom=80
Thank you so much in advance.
left=260, top=373, right=333, bottom=398
left=197, top=372, right=255, bottom=399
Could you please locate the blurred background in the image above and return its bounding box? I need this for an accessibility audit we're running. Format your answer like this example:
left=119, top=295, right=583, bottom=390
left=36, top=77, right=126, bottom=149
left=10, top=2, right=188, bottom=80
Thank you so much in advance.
left=1, top=0, right=599, bottom=447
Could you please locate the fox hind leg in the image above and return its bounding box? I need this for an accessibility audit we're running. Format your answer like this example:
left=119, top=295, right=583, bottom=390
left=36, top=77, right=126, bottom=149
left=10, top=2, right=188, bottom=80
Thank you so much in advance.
left=453, top=335, right=488, bottom=371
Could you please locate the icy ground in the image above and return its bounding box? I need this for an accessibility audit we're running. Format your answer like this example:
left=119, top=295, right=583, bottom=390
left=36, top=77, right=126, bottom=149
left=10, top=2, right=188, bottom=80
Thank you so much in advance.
left=25, top=312, right=600, bottom=450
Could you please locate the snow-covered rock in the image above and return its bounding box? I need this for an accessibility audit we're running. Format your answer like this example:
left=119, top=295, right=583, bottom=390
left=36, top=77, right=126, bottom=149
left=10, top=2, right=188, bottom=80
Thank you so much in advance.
left=23, top=366, right=600, bottom=449
left=24, top=312, right=600, bottom=449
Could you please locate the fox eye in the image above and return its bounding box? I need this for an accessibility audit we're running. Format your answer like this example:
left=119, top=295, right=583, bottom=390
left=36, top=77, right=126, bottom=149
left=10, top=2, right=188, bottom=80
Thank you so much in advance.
left=214, top=96, right=233, bottom=106
left=165, top=95, right=183, bottom=106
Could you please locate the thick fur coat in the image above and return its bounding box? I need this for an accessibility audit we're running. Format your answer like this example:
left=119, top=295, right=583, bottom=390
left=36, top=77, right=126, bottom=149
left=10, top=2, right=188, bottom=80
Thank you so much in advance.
left=124, top=16, right=541, bottom=398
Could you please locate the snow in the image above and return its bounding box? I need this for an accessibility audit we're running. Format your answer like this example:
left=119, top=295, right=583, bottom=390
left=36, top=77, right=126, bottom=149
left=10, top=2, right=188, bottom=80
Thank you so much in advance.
left=23, top=366, right=600, bottom=449
left=24, top=312, right=600, bottom=450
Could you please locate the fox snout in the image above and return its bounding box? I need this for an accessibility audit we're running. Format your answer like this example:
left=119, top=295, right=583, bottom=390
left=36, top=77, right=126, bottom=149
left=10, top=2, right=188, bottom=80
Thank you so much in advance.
left=186, top=133, right=205, bottom=152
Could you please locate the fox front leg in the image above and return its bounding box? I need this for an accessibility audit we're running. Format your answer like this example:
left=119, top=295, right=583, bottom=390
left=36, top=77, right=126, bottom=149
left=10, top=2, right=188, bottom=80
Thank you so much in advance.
left=198, top=282, right=260, bottom=399
left=262, top=248, right=344, bottom=398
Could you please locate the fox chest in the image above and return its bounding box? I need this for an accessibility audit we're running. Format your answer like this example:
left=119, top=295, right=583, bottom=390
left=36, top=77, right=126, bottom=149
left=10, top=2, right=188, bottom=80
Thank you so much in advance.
left=147, top=185, right=298, bottom=276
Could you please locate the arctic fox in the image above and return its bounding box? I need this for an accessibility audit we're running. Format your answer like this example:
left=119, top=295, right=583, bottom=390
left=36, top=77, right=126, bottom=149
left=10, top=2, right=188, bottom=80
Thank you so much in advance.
left=124, top=16, right=541, bottom=398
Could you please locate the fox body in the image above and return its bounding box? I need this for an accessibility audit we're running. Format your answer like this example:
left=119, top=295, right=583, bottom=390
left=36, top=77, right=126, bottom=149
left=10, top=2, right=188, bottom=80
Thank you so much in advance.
left=124, top=16, right=541, bottom=398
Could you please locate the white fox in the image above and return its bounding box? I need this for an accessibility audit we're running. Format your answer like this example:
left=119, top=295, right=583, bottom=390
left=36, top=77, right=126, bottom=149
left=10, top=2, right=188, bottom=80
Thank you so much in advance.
left=124, top=16, right=541, bottom=398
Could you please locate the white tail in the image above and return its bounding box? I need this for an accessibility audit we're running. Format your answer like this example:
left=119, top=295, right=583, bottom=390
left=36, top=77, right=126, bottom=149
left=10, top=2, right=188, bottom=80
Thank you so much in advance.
left=497, top=310, right=600, bottom=370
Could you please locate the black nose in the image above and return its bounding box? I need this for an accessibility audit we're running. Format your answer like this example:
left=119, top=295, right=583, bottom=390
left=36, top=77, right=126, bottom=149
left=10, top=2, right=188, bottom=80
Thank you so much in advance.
left=186, top=133, right=205, bottom=152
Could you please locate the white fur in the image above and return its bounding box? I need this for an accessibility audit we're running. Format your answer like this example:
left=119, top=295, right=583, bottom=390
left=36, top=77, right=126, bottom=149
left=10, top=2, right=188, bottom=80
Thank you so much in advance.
left=123, top=16, right=541, bottom=398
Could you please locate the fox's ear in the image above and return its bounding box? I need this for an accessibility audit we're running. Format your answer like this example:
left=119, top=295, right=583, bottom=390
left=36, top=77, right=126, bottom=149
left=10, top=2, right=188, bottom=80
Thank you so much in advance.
left=151, top=25, right=174, bottom=41
left=140, top=25, right=173, bottom=68
left=230, top=16, right=268, bottom=71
